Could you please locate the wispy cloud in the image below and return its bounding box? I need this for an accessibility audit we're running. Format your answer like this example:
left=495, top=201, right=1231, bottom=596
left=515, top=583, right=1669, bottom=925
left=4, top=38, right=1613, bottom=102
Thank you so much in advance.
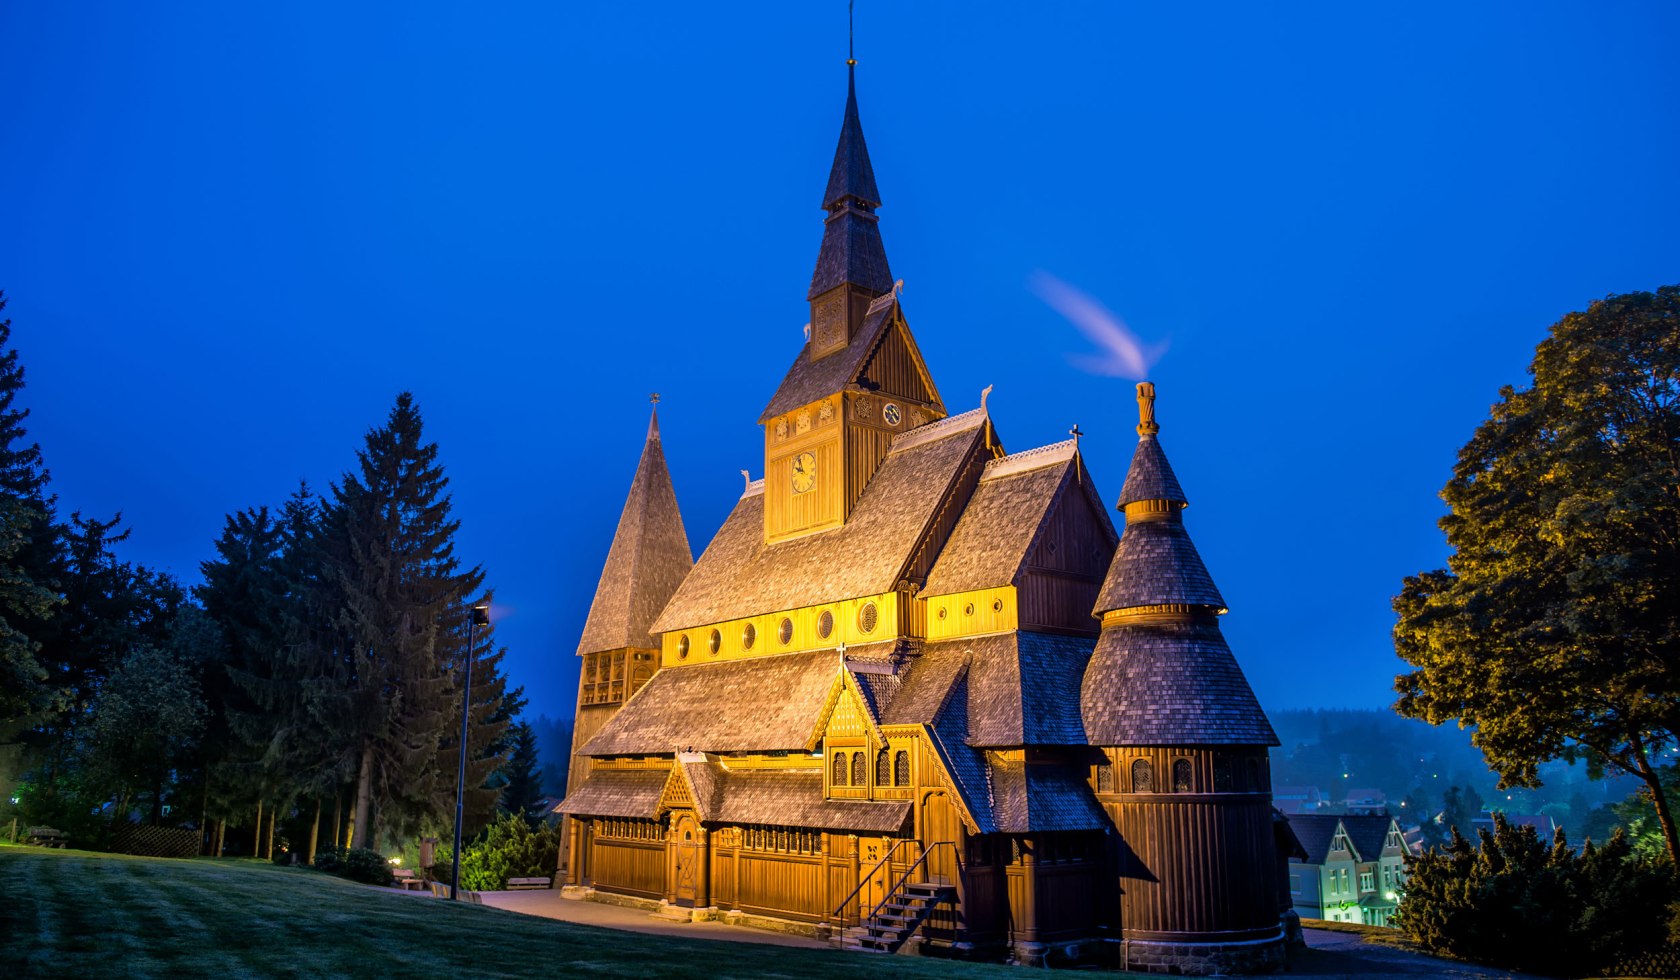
left=1029, top=271, right=1168, bottom=380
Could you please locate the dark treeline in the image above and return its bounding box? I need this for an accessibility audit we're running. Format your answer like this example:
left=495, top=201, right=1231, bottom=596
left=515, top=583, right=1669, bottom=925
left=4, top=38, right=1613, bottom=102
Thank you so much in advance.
left=0, top=294, right=522, bottom=859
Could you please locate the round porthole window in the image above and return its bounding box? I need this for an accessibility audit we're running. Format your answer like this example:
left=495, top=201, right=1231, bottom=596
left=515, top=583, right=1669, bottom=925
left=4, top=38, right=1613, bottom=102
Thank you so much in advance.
left=964, top=602, right=976, bottom=617
left=937, top=607, right=947, bottom=620
left=858, top=602, right=879, bottom=634
left=992, top=599, right=1003, bottom=613
left=817, top=609, right=835, bottom=639
left=676, top=634, right=690, bottom=659
left=708, top=628, right=721, bottom=655
left=742, top=622, right=757, bottom=650
left=778, top=617, right=794, bottom=645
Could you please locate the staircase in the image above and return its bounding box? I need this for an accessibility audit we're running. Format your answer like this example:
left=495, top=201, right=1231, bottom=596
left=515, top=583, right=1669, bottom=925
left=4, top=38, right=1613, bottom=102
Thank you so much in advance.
left=838, top=881, right=957, bottom=954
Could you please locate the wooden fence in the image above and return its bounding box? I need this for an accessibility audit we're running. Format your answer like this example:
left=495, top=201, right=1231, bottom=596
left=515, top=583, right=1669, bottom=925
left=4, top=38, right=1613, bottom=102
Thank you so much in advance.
left=109, top=824, right=203, bottom=859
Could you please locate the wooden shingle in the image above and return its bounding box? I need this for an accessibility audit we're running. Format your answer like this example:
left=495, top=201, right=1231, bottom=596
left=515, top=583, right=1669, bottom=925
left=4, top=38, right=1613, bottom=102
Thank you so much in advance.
left=1080, top=620, right=1278, bottom=746
left=553, top=768, right=667, bottom=819
left=576, top=410, right=693, bottom=655
left=652, top=411, right=988, bottom=632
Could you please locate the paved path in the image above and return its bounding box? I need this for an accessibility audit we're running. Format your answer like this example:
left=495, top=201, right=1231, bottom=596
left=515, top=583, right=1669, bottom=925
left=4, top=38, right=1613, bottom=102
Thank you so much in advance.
left=474, top=890, right=830, bottom=949
left=470, top=893, right=1535, bottom=975
left=1290, top=928, right=1536, bottom=979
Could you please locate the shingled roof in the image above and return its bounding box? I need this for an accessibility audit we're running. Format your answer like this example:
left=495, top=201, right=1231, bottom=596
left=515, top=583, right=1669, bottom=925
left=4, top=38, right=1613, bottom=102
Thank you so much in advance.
left=761, top=295, right=899, bottom=422
left=553, top=768, right=667, bottom=818
left=988, top=758, right=1110, bottom=833
left=923, top=441, right=1117, bottom=598
left=577, top=648, right=856, bottom=757
left=652, top=410, right=988, bottom=632
left=1081, top=620, right=1277, bottom=746
left=884, top=632, right=1094, bottom=748
left=712, top=768, right=909, bottom=833
left=1287, top=813, right=1397, bottom=864
left=1116, top=436, right=1187, bottom=508
left=809, top=66, right=892, bottom=300
left=575, top=410, right=693, bottom=655
left=1092, top=516, right=1226, bottom=614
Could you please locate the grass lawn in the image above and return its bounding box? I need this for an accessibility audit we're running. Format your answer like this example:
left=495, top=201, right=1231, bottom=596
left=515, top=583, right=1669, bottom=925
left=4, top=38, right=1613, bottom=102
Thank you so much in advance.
left=0, top=844, right=1020, bottom=979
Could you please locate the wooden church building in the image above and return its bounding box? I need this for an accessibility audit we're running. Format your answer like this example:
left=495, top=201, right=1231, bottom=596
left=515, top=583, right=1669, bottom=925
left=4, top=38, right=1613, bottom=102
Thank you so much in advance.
left=557, top=66, right=1295, bottom=973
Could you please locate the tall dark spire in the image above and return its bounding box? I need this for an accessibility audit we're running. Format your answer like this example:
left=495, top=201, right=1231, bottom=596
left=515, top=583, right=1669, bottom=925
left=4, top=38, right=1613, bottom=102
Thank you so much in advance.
left=808, top=65, right=893, bottom=310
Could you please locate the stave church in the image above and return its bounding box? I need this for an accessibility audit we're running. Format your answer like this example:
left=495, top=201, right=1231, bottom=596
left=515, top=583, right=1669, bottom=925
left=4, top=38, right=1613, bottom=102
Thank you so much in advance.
left=556, top=62, right=1302, bottom=973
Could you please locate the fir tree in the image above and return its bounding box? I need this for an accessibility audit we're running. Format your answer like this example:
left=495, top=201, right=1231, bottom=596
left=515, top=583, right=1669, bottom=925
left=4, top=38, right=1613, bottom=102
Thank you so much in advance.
left=498, top=721, right=544, bottom=823
left=326, top=393, right=510, bottom=847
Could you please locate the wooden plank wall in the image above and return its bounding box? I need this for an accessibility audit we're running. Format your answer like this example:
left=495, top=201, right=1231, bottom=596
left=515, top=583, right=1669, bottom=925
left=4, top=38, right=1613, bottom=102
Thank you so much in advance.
left=590, top=839, right=664, bottom=899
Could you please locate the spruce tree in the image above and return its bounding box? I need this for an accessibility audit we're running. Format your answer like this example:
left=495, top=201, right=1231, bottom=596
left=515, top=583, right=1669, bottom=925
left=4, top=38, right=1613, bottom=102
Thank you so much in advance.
left=327, top=393, right=509, bottom=847
left=0, top=294, right=61, bottom=740
left=498, top=720, right=544, bottom=823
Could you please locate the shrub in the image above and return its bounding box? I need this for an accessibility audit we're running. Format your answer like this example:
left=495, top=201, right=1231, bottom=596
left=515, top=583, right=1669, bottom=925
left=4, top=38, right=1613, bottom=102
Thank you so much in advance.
left=1395, top=814, right=1677, bottom=976
left=310, top=846, right=392, bottom=886
left=435, top=812, right=561, bottom=891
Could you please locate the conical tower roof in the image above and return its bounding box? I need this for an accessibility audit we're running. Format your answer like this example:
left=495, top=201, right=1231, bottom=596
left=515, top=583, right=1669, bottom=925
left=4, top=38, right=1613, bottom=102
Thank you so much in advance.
left=809, top=65, right=893, bottom=300
left=576, top=408, right=693, bottom=655
left=1081, top=383, right=1275, bottom=746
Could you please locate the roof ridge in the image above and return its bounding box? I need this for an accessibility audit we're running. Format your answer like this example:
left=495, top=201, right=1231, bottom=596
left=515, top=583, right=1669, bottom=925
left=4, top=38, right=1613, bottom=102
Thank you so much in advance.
left=888, top=406, right=986, bottom=453
left=741, top=477, right=765, bottom=498
left=982, top=439, right=1077, bottom=480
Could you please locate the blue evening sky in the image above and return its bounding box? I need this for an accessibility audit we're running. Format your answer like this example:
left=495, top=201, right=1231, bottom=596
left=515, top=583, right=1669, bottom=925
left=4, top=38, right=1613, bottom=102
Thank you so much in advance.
left=3, top=2, right=1676, bottom=725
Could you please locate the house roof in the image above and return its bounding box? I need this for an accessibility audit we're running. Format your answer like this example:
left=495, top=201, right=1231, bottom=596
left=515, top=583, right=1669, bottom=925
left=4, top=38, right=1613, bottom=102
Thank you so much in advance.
left=652, top=408, right=987, bottom=631
left=923, top=441, right=1116, bottom=597
left=1286, top=813, right=1398, bottom=864
left=1081, top=619, right=1277, bottom=746
left=553, top=768, right=667, bottom=819
left=575, top=410, right=693, bottom=655
left=1342, top=814, right=1399, bottom=860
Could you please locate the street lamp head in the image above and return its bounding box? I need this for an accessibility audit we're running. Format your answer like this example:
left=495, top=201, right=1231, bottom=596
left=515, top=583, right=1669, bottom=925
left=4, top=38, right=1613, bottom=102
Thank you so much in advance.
left=471, top=604, right=490, bottom=627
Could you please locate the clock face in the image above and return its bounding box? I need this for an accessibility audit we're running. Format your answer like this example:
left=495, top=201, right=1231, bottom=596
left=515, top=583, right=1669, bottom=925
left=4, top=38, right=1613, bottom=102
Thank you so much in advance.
left=791, top=451, right=817, bottom=493
left=883, top=403, right=902, bottom=426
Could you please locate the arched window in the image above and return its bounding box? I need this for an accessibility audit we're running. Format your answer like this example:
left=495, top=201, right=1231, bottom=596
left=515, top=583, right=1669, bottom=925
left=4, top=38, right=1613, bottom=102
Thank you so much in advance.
left=832, top=752, right=847, bottom=786
left=876, top=748, right=891, bottom=785
left=894, top=750, right=909, bottom=786
left=1213, top=757, right=1233, bottom=792
left=1172, top=758, right=1193, bottom=793
left=1095, top=760, right=1114, bottom=793
left=1131, top=759, right=1153, bottom=793
left=851, top=751, right=866, bottom=786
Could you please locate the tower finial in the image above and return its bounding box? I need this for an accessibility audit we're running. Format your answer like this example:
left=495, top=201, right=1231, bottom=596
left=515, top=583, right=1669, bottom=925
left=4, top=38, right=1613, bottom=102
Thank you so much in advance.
left=847, top=1, right=856, bottom=66
left=1136, top=382, right=1160, bottom=437
left=650, top=392, right=661, bottom=405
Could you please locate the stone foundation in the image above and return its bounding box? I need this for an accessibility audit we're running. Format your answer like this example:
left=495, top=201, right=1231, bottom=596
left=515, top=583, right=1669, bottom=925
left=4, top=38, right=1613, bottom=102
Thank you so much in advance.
left=1008, top=937, right=1112, bottom=968
left=1120, top=930, right=1287, bottom=975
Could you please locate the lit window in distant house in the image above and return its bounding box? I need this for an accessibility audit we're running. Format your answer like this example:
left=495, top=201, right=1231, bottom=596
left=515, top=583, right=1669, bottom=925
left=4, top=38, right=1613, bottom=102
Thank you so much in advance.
left=1360, top=871, right=1374, bottom=892
left=1289, top=873, right=1302, bottom=895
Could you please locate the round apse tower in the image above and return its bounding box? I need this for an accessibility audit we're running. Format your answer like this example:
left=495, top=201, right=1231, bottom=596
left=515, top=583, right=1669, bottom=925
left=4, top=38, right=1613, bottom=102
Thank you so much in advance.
left=1082, top=383, right=1285, bottom=975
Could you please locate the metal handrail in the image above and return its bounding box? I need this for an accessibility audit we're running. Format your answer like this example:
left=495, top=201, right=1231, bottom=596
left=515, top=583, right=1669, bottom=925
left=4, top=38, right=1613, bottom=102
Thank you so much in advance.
left=831, top=837, right=921, bottom=925
left=864, top=840, right=960, bottom=924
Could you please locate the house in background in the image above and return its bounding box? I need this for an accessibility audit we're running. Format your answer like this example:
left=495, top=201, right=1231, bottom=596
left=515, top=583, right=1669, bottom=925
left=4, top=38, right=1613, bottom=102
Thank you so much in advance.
left=1344, top=788, right=1388, bottom=814
left=1272, top=785, right=1326, bottom=815
left=1472, top=810, right=1559, bottom=839
left=1287, top=814, right=1410, bottom=926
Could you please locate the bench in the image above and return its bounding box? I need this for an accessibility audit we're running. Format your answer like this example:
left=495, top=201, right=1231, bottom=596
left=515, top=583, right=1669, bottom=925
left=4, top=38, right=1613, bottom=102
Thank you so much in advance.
left=507, top=877, right=552, bottom=890
left=24, top=827, right=68, bottom=848
left=391, top=868, right=427, bottom=891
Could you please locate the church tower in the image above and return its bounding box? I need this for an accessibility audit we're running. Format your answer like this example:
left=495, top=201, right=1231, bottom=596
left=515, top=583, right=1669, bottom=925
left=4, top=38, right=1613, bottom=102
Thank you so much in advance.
left=566, top=406, right=693, bottom=795
left=759, top=66, right=944, bottom=544
left=1081, top=383, right=1286, bottom=975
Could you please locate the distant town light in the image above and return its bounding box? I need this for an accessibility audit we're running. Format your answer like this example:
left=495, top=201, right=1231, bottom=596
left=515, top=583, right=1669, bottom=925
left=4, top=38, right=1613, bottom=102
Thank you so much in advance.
left=389, top=856, right=402, bottom=866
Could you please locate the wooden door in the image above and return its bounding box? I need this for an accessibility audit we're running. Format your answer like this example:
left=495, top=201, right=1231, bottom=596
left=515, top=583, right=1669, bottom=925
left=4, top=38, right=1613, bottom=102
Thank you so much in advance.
left=670, top=813, right=701, bottom=907
left=858, top=836, right=891, bottom=915
left=920, top=790, right=962, bottom=886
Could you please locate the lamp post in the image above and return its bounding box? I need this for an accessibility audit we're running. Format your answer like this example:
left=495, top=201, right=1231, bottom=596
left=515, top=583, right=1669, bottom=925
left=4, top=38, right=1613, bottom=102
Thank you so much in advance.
left=451, top=602, right=491, bottom=901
